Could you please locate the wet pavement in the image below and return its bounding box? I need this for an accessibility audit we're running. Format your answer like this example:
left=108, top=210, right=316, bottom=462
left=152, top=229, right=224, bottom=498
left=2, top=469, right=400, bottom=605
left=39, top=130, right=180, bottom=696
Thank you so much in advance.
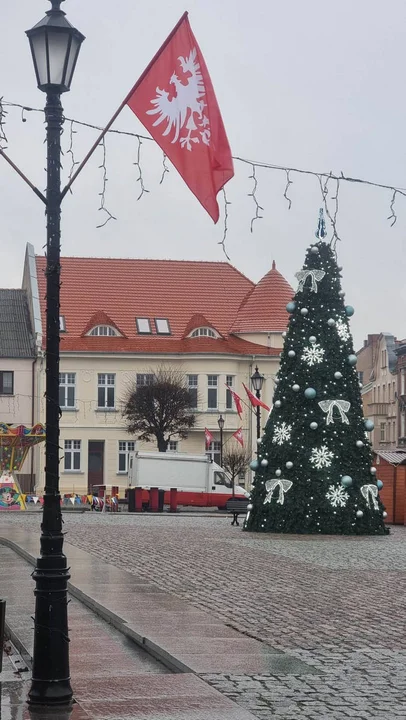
left=2, top=513, right=406, bottom=719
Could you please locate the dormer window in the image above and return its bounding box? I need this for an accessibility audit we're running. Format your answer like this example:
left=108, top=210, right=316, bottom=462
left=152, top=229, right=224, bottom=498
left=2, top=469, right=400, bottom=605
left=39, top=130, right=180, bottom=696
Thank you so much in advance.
left=88, top=325, right=118, bottom=336
left=190, top=327, right=218, bottom=338
left=155, top=318, right=171, bottom=335
left=60, top=316, right=66, bottom=332
left=136, top=318, right=152, bottom=334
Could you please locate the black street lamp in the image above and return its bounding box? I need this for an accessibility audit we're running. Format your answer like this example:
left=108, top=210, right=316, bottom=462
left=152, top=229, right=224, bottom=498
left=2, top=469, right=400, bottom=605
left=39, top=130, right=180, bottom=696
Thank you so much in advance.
left=26, top=0, right=84, bottom=707
left=217, top=414, right=225, bottom=467
left=251, top=366, right=265, bottom=439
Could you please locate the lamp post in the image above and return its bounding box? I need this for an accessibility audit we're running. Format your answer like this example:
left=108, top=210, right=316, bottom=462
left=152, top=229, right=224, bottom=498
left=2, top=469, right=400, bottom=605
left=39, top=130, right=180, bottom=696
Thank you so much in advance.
left=217, top=414, right=225, bottom=468
left=26, top=0, right=84, bottom=707
left=251, top=366, right=265, bottom=439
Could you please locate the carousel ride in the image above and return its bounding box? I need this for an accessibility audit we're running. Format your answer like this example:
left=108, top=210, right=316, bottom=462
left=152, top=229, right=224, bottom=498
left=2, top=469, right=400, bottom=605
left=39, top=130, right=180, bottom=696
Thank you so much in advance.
left=0, top=423, right=46, bottom=510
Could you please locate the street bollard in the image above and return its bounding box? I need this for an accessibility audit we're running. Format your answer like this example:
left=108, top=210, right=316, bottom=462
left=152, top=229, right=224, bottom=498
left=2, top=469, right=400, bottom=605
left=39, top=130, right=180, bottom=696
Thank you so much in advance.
left=134, top=486, right=143, bottom=512
left=170, top=488, right=178, bottom=513
left=0, top=599, right=5, bottom=673
left=127, top=487, right=135, bottom=512
left=149, top=487, right=159, bottom=512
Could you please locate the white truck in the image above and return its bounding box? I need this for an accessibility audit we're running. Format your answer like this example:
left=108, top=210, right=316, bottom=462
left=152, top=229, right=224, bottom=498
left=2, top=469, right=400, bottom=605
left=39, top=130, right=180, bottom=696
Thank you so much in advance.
left=127, top=451, right=248, bottom=508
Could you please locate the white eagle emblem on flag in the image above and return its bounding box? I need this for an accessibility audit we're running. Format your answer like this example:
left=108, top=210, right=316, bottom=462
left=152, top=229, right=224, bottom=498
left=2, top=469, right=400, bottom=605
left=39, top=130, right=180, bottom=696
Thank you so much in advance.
left=146, top=48, right=211, bottom=151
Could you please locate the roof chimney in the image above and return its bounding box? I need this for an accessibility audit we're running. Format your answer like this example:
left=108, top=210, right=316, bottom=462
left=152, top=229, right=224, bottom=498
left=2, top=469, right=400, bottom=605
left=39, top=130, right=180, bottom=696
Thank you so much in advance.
left=272, top=260, right=276, bottom=270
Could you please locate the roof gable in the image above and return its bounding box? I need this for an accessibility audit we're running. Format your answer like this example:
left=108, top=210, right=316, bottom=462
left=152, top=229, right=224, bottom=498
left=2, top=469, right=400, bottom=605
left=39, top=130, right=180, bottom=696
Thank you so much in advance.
left=231, top=261, right=294, bottom=333
left=81, top=311, right=126, bottom=338
left=182, top=313, right=222, bottom=339
left=0, top=289, right=35, bottom=358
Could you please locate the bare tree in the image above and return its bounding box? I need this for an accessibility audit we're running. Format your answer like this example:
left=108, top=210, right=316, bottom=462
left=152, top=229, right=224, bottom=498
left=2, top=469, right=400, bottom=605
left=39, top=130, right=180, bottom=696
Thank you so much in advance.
left=122, top=366, right=196, bottom=452
left=222, top=444, right=252, bottom=496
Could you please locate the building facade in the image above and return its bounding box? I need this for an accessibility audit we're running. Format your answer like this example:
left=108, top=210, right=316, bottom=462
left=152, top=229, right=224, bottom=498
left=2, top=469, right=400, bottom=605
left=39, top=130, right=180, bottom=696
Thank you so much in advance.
left=23, top=245, right=293, bottom=496
left=357, top=333, right=400, bottom=451
left=0, top=288, right=36, bottom=490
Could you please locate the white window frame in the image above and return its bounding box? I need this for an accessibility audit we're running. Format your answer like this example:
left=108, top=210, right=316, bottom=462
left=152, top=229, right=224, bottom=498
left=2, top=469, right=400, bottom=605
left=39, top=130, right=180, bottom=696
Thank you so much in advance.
left=59, top=372, right=76, bottom=409
left=118, top=441, right=135, bottom=473
left=188, top=375, right=198, bottom=409
left=136, top=318, right=152, bottom=334
left=207, top=375, right=218, bottom=409
left=0, top=371, right=14, bottom=395
left=206, top=441, right=221, bottom=465
left=155, top=318, right=171, bottom=335
left=89, top=325, right=118, bottom=336
left=190, top=327, right=217, bottom=338
left=97, top=373, right=115, bottom=409
left=64, top=440, right=81, bottom=471
left=380, top=422, right=386, bottom=442
left=226, top=375, right=235, bottom=410
left=169, top=440, right=178, bottom=452
left=136, top=373, right=155, bottom=387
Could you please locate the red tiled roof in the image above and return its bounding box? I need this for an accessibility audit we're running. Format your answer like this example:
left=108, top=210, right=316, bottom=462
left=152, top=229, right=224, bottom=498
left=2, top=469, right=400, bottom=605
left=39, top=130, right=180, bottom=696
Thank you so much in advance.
left=231, top=261, right=294, bottom=333
left=35, top=256, right=288, bottom=355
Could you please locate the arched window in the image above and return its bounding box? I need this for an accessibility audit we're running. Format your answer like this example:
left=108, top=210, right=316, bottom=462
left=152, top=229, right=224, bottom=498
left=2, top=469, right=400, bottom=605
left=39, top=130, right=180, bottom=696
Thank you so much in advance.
left=190, top=327, right=217, bottom=338
left=88, top=326, right=118, bottom=336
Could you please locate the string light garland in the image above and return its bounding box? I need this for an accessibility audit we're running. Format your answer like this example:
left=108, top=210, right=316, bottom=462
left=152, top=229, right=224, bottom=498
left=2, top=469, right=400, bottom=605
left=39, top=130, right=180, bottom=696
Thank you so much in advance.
left=2, top=99, right=406, bottom=257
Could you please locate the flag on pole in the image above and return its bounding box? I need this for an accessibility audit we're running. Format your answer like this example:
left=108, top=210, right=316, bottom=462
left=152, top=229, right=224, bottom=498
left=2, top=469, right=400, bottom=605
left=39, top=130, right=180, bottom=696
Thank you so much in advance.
left=204, top=427, right=214, bottom=449
left=225, top=385, right=243, bottom=418
left=232, top=428, right=244, bottom=447
left=126, top=12, right=234, bottom=222
left=242, top=383, right=270, bottom=411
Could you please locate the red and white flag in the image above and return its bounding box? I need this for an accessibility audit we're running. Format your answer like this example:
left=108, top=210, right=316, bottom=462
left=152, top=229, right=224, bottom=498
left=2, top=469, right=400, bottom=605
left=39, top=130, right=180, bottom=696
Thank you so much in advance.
left=126, top=12, right=234, bottom=222
left=233, top=428, right=244, bottom=447
left=242, top=383, right=270, bottom=412
left=225, top=385, right=243, bottom=418
left=204, top=427, right=214, bottom=449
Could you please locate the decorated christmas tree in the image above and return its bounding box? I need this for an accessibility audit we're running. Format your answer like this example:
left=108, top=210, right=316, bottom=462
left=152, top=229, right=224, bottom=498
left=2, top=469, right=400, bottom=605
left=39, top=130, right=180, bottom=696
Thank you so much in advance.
left=244, top=210, right=388, bottom=535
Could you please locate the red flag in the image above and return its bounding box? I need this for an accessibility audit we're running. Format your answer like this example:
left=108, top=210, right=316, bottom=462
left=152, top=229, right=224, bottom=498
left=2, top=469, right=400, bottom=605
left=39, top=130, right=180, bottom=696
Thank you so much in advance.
left=126, top=13, right=234, bottom=222
left=233, top=428, right=244, bottom=447
left=225, top=385, right=243, bottom=418
left=204, top=427, right=214, bottom=449
left=242, top=383, right=270, bottom=412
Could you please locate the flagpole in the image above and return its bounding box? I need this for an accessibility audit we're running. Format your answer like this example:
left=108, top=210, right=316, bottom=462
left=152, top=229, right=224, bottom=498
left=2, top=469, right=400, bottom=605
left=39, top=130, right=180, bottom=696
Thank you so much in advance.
left=60, top=11, right=189, bottom=200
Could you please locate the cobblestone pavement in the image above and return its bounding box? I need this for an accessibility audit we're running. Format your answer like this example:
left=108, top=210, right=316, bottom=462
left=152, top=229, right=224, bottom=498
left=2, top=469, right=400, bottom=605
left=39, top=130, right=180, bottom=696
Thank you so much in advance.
left=2, top=513, right=406, bottom=719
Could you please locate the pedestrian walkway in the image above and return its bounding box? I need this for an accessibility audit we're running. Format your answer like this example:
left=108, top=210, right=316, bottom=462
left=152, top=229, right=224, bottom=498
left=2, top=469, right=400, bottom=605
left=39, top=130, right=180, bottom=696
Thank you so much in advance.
left=0, top=525, right=316, bottom=718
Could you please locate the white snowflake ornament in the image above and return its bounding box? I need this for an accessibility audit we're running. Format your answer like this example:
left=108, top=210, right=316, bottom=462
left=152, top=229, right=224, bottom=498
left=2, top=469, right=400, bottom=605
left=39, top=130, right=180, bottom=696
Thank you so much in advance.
left=302, top=343, right=325, bottom=366
left=272, top=422, right=292, bottom=445
left=326, top=485, right=349, bottom=507
left=310, top=445, right=334, bottom=469
left=336, top=319, right=350, bottom=342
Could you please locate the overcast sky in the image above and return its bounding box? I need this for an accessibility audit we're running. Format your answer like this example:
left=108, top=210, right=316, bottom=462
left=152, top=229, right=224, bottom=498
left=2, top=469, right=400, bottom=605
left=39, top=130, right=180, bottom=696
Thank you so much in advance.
left=1, top=0, right=405, bottom=349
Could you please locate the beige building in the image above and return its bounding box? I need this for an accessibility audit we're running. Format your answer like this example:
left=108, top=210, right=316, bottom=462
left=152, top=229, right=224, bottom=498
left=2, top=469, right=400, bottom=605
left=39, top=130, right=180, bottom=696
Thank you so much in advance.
left=0, top=288, right=36, bottom=490
left=357, top=333, right=399, bottom=450
left=23, top=246, right=293, bottom=496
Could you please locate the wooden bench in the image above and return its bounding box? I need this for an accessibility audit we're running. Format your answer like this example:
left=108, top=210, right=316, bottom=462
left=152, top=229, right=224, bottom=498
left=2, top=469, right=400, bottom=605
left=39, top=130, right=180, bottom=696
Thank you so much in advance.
left=225, top=498, right=250, bottom=526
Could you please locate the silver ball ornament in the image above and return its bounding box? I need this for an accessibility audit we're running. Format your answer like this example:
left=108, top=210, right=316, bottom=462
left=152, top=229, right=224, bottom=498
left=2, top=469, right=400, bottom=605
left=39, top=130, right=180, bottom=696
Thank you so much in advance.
left=292, top=384, right=300, bottom=392
left=339, top=290, right=345, bottom=297
left=370, top=467, right=377, bottom=475
left=356, top=510, right=364, bottom=518
left=310, top=422, right=318, bottom=430
left=356, top=440, right=364, bottom=448
left=383, top=511, right=388, bottom=518
left=310, top=246, right=319, bottom=254
left=274, top=400, right=282, bottom=408
left=301, top=308, right=309, bottom=316
left=275, top=469, right=282, bottom=477
left=247, top=503, right=253, bottom=511
left=288, top=350, right=296, bottom=358
left=309, top=336, right=317, bottom=344
left=282, top=332, right=286, bottom=338
left=285, top=461, right=293, bottom=469
left=327, top=318, right=336, bottom=327
left=334, top=372, right=342, bottom=380
left=261, top=459, right=268, bottom=467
